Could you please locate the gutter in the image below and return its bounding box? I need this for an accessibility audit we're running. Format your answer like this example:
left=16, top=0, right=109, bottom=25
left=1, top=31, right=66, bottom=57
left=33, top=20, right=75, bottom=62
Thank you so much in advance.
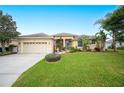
left=18, top=36, right=54, bottom=39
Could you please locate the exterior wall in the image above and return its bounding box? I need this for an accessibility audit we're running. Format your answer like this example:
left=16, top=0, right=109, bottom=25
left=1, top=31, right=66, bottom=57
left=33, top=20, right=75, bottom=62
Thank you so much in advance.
left=116, top=42, right=124, bottom=47
left=89, top=44, right=96, bottom=50
left=10, top=40, right=19, bottom=46
left=105, top=42, right=111, bottom=49
left=72, top=40, right=78, bottom=48
left=18, top=38, right=54, bottom=54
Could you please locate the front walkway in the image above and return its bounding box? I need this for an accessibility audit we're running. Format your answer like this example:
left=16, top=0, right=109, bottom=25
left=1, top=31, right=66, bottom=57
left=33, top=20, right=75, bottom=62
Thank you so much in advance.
left=0, top=54, right=45, bottom=87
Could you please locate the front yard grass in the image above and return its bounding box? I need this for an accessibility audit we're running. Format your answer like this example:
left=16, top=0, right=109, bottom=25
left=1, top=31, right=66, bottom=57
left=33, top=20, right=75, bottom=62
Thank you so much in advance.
left=12, top=51, right=124, bottom=87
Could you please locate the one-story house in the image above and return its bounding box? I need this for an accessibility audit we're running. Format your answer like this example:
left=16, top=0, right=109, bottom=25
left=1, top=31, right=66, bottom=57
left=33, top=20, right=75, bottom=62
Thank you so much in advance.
left=105, top=39, right=124, bottom=48
left=0, top=33, right=97, bottom=54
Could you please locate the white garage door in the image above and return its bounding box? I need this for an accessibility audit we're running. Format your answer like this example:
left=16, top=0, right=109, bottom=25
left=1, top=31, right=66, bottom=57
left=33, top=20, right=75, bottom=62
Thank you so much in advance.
left=23, top=42, right=48, bottom=54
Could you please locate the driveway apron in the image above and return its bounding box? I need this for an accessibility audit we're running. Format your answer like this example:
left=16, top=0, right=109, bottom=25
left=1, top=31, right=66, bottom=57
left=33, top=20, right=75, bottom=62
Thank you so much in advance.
left=0, top=54, right=44, bottom=87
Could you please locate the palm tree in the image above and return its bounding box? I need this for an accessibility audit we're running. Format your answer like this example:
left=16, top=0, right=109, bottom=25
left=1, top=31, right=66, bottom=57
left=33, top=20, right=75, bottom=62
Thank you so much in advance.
left=95, top=14, right=117, bottom=51
left=95, top=30, right=107, bottom=51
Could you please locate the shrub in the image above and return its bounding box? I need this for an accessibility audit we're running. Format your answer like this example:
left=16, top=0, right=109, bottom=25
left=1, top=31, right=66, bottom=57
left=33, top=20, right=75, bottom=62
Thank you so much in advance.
left=69, top=47, right=81, bottom=53
left=86, top=49, right=91, bottom=52
left=94, top=47, right=101, bottom=52
left=62, top=47, right=66, bottom=51
left=0, top=52, right=3, bottom=56
left=117, top=46, right=124, bottom=50
left=0, top=51, right=11, bottom=56
left=69, top=47, right=76, bottom=53
left=45, top=53, right=61, bottom=62
left=105, top=49, right=108, bottom=51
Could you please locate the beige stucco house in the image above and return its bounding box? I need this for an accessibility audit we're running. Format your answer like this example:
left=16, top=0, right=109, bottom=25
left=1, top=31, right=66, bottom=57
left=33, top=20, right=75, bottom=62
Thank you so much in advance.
left=0, top=33, right=96, bottom=54
left=18, top=33, right=79, bottom=54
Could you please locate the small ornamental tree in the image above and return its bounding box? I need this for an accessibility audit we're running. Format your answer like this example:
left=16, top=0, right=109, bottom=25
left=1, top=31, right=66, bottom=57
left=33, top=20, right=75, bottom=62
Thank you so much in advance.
left=56, top=37, right=63, bottom=52
left=0, top=10, right=20, bottom=54
left=95, top=29, right=107, bottom=51
left=81, top=35, right=90, bottom=51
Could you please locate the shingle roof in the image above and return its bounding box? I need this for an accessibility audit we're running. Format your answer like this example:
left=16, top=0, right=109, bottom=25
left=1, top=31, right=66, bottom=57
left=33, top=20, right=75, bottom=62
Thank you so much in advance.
left=20, top=33, right=50, bottom=37
left=53, top=33, right=78, bottom=37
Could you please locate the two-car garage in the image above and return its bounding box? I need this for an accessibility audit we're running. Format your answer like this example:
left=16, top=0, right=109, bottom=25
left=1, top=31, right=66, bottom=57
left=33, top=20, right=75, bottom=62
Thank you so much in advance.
left=18, top=37, right=54, bottom=54
left=23, top=42, right=48, bottom=54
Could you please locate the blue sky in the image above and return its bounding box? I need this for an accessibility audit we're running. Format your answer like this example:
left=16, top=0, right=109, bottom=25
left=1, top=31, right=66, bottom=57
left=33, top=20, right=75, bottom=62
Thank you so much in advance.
left=0, top=5, right=118, bottom=35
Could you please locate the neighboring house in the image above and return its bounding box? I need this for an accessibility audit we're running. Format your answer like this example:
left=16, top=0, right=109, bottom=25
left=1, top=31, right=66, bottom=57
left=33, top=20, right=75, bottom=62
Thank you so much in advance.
left=0, top=39, right=19, bottom=53
left=105, top=39, right=124, bottom=48
left=0, top=32, right=97, bottom=54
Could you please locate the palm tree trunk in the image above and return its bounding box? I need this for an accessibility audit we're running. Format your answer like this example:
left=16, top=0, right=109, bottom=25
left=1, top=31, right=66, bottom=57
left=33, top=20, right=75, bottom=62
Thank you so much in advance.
left=103, top=39, right=106, bottom=51
left=100, top=41, right=103, bottom=51
left=101, top=41, right=105, bottom=51
left=103, top=41, right=105, bottom=51
left=101, top=41, right=106, bottom=51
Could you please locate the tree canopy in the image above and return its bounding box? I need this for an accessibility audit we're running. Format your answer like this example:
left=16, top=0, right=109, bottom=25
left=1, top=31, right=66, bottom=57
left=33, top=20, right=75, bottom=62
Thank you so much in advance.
left=95, top=6, right=124, bottom=51
left=0, top=10, right=20, bottom=53
left=95, top=6, right=124, bottom=32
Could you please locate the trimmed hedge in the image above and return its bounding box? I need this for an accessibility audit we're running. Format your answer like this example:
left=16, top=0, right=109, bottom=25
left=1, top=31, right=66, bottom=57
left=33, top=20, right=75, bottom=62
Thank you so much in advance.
left=45, top=53, right=61, bottom=62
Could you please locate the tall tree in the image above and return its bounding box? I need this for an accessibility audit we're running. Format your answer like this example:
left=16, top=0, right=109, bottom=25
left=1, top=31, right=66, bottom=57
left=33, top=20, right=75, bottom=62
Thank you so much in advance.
left=95, top=6, right=124, bottom=52
left=0, top=10, right=20, bottom=54
left=95, top=30, right=107, bottom=51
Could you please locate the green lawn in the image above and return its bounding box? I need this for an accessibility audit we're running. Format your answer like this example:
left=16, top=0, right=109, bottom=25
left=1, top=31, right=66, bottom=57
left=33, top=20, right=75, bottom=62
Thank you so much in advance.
left=12, top=51, right=124, bottom=87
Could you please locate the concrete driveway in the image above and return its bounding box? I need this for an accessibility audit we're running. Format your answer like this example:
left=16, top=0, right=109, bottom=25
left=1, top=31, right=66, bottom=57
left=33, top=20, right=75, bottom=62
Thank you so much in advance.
left=0, top=54, right=45, bottom=87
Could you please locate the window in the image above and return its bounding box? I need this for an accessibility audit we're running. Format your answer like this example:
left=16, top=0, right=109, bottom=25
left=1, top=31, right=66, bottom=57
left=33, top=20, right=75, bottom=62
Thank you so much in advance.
left=42, top=42, right=47, bottom=44
left=91, top=40, right=95, bottom=44
left=119, top=42, right=122, bottom=46
left=36, top=42, right=39, bottom=44
left=24, top=42, right=27, bottom=44
left=78, top=39, right=82, bottom=47
left=23, top=42, right=47, bottom=44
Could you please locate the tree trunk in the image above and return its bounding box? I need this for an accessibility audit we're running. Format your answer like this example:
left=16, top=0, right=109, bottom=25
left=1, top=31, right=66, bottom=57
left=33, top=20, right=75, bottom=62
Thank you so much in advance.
left=1, top=42, right=6, bottom=54
left=112, top=32, right=117, bottom=52
left=102, top=40, right=106, bottom=51
left=101, top=42, right=105, bottom=51
left=100, top=41, right=103, bottom=51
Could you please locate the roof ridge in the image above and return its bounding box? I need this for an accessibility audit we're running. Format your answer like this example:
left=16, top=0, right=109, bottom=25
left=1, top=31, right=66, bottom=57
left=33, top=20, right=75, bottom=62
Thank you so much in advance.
left=21, top=32, right=50, bottom=37
left=53, top=32, right=78, bottom=36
